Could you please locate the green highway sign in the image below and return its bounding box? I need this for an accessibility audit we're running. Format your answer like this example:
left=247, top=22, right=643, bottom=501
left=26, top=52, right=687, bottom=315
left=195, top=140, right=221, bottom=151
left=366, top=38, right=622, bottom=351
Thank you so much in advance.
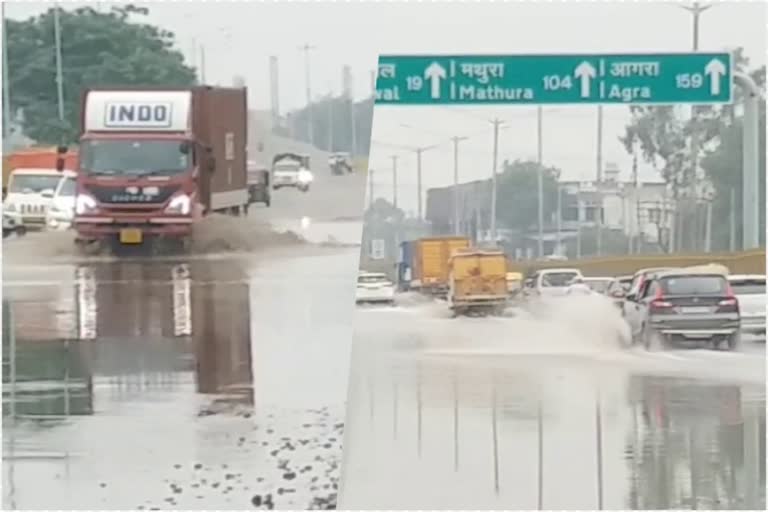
left=375, top=53, right=733, bottom=106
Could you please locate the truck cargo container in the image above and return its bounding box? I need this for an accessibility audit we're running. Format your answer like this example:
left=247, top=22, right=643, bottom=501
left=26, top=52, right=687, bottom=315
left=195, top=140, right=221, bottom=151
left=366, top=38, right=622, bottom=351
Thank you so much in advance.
left=412, top=236, right=470, bottom=295
left=448, top=248, right=508, bottom=316
left=71, top=86, right=249, bottom=253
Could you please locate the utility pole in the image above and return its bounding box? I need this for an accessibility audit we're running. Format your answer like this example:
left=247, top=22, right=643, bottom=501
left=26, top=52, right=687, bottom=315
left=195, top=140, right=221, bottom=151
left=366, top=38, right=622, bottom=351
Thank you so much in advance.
left=536, top=107, right=544, bottom=258
left=416, top=148, right=424, bottom=221
left=729, top=187, right=736, bottom=252
left=595, top=106, right=604, bottom=256
left=300, top=43, right=316, bottom=145
left=391, top=155, right=399, bottom=209
left=327, top=91, right=334, bottom=152
left=452, top=136, right=469, bottom=236
left=200, top=46, right=206, bottom=84
left=368, top=167, right=375, bottom=207
left=2, top=1, right=11, bottom=141
left=53, top=4, right=65, bottom=124
left=489, top=119, right=504, bottom=245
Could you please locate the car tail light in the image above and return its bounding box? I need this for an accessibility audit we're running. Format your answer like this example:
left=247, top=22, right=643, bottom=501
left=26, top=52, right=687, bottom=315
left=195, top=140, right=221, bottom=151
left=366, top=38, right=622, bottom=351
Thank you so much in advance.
left=650, top=286, right=673, bottom=311
left=717, top=284, right=739, bottom=313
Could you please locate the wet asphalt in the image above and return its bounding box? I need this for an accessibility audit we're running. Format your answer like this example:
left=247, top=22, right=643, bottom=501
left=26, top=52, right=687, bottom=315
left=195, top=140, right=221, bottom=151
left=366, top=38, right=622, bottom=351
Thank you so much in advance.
left=2, top=141, right=365, bottom=510
left=340, top=299, right=766, bottom=510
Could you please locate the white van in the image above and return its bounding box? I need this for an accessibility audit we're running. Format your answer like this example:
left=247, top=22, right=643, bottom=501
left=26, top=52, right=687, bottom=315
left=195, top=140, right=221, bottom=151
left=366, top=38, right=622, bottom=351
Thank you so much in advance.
left=4, top=168, right=75, bottom=230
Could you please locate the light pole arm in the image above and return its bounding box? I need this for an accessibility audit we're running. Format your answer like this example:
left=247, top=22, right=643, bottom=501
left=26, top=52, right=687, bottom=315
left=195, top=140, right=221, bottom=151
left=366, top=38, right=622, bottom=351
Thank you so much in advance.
left=733, top=71, right=764, bottom=99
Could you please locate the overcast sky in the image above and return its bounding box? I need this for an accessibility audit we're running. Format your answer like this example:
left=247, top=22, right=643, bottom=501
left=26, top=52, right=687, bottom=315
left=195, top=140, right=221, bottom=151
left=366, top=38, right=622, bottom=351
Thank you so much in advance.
left=6, top=1, right=766, bottom=216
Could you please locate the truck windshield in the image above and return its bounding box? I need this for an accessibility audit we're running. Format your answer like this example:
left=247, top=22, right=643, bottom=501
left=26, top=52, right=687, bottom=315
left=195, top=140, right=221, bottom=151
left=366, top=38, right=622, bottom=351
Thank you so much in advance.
left=9, top=174, right=62, bottom=194
left=80, top=139, right=190, bottom=176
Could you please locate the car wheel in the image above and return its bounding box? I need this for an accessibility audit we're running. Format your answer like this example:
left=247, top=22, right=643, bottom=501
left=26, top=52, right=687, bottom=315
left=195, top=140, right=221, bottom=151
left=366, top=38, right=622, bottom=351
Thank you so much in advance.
left=642, top=325, right=664, bottom=351
left=725, top=331, right=741, bottom=351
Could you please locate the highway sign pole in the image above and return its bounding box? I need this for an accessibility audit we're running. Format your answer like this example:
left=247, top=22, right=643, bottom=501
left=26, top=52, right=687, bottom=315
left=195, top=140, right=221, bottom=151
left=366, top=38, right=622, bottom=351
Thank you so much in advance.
left=416, top=149, right=423, bottom=220
left=391, top=155, right=399, bottom=209
left=596, top=105, right=604, bottom=256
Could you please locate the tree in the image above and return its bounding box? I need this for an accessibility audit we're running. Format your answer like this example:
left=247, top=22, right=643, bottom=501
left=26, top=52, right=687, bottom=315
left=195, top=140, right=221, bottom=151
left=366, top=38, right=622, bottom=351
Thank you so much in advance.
left=6, top=5, right=196, bottom=145
left=277, top=94, right=374, bottom=158
left=619, top=47, right=765, bottom=252
left=495, top=159, right=559, bottom=232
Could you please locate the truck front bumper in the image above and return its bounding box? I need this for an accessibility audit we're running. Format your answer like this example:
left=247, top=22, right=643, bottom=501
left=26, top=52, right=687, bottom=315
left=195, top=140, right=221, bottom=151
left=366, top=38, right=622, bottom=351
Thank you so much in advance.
left=75, top=216, right=193, bottom=240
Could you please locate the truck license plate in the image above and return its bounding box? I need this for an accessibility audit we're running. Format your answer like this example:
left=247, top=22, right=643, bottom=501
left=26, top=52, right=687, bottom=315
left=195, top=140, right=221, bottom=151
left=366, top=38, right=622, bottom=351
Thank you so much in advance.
left=119, top=228, right=142, bottom=244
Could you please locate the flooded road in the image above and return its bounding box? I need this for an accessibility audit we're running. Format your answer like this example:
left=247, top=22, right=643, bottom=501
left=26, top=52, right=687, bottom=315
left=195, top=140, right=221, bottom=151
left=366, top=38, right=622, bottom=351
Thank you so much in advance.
left=340, top=299, right=766, bottom=510
left=3, top=247, right=358, bottom=510
left=3, top=135, right=365, bottom=509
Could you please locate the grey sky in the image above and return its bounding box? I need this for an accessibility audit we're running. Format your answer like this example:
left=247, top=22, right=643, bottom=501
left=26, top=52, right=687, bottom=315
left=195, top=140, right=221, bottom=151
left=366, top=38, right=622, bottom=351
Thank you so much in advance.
left=6, top=1, right=766, bottom=216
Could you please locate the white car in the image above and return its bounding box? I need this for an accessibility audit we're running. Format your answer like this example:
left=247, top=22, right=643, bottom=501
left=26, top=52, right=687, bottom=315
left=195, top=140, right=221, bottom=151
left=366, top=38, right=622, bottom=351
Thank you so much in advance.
left=530, top=268, right=584, bottom=297
left=728, top=274, right=766, bottom=338
left=45, top=173, right=76, bottom=230
left=356, top=272, right=395, bottom=305
left=272, top=155, right=313, bottom=192
left=4, top=168, right=75, bottom=230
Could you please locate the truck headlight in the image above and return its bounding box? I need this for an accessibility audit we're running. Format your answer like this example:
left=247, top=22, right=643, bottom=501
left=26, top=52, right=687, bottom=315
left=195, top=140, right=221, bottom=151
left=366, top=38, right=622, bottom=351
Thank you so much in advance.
left=165, top=193, right=191, bottom=215
left=75, top=194, right=98, bottom=214
left=298, top=170, right=313, bottom=183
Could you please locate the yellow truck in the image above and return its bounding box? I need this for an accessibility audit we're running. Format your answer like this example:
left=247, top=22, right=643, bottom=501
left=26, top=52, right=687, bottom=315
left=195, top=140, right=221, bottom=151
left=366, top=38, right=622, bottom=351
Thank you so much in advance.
left=448, top=248, right=509, bottom=316
left=411, top=236, right=470, bottom=295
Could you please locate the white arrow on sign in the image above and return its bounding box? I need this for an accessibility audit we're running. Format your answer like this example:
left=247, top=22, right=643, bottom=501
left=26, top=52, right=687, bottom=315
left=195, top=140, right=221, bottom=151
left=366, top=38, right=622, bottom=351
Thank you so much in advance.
left=574, top=61, right=596, bottom=98
left=704, top=58, right=726, bottom=96
left=424, top=62, right=447, bottom=99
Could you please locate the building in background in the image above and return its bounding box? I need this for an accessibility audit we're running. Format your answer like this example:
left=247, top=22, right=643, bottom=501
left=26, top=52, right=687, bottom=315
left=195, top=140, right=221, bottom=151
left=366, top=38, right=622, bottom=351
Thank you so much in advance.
left=425, top=162, right=672, bottom=259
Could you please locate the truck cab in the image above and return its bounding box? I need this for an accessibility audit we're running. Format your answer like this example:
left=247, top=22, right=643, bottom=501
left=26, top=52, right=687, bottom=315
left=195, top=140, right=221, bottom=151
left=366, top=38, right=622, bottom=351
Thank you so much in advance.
left=73, top=88, right=248, bottom=252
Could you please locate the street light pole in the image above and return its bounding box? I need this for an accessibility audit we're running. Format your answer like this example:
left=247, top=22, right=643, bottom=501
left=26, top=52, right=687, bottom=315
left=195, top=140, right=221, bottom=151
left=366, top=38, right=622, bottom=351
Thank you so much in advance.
left=536, top=107, right=544, bottom=258
left=452, top=136, right=469, bottom=236
left=2, top=1, right=11, bottom=141
left=391, top=155, right=399, bottom=209
left=300, top=43, right=316, bottom=146
left=53, top=4, right=65, bottom=124
left=680, top=2, right=713, bottom=252
left=416, top=148, right=424, bottom=221
left=489, top=119, right=504, bottom=244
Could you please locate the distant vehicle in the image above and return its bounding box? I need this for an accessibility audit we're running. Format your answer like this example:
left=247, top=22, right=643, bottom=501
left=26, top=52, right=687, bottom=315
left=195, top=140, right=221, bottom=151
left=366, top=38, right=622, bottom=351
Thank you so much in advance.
left=328, top=152, right=353, bottom=175
left=272, top=153, right=312, bottom=192
left=246, top=161, right=271, bottom=208
left=727, top=274, right=765, bottom=338
left=45, top=172, right=77, bottom=230
left=4, top=168, right=75, bottom=231
left=565, top=276, right=594, bottom=295
left=530, top=268, right=584, bottom=297
left=448, top=249, right=508, bottom=316
left=356, top=272, right=395, bottom=305
left=624, top=267, right=740, bottom=350
left=506, top=271, right=524, bottom=298
left=622, top=267, right=675, bottom=318
left=607, top=275, right=634, bottom=309
left=409, top=236, right=471, bottom=296
left=582, top=277, right=614, bottom=295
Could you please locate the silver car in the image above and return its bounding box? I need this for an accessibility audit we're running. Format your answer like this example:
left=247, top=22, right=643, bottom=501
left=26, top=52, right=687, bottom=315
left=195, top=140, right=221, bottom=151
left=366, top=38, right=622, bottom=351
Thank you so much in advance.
left=625, top=269, right=740, bottom=350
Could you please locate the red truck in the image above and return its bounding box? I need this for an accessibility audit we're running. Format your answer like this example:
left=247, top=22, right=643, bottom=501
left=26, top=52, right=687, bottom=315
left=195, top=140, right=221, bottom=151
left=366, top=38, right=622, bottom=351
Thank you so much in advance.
left=67, top=86, right=249, bottom=253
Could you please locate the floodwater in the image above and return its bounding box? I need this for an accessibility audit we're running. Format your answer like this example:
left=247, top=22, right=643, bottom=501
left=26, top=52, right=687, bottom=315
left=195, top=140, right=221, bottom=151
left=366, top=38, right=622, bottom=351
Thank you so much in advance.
left=2, top=244, right=359, bottom=510
left=2, top=137, right=365, bottom=509
left=340, top=295, right=766, bottom=510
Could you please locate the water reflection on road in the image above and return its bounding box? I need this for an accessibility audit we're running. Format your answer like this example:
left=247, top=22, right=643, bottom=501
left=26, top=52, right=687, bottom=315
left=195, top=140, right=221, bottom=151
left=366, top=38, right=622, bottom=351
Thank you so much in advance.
left=3, top=247, right=355, bottom=510
left=340, top=314, right=766, bottom=510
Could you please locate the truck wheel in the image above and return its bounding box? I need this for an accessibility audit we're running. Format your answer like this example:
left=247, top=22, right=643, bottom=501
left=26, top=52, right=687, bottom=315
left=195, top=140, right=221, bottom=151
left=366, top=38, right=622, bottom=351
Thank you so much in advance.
left=725, top=331, right=741, bottom=351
